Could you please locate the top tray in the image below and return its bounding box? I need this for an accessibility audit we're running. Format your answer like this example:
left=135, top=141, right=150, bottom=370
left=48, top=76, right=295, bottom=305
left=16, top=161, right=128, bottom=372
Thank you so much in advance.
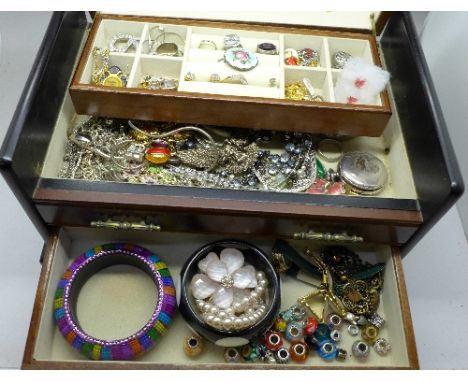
left=69, top=14, right=392, bottom=137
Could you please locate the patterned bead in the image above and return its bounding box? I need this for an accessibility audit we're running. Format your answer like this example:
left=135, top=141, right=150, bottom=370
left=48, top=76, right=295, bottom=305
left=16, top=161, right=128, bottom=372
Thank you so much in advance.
left=318, top=340, right=337, bottom=361
left=280, top=304, right=306, bottom=323
left=183, top=335, right=203, bottom=357
left=374, top=338, right=391, bottom=356
left=361, top=324, right=379, bottom=344
left=274, top=317, right=288, bottom=333
left=304, top=334, right=320, bottom=351
left=285, top=321, right=304, bottom=342
left=303, top=317, right=318, bottom=336
left=352, top=340, right=370, bottom=360
left=289, top=341, right=309, bottom=363
left=275, top=347, right=291, bottom=364
left=313, top=323, right=331, bottom=342
left=224, top=347, right=241, bottom=363
left=265, top=331, right=283, bottom=351
left=241, top=343, right=259, bottom=362
left=326, top=313, right=343, bottom=330
left=368, top=313, right=386, bottom=329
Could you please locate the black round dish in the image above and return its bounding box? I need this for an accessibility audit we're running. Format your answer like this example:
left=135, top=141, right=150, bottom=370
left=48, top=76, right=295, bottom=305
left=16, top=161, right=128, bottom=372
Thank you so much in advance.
left=179, top=239, right=281, bottom=347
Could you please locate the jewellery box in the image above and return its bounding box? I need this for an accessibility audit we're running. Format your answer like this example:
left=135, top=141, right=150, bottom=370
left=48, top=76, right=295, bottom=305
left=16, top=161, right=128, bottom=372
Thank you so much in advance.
left=0, top=11, right=464, bottom=370
left=69, top=13, right=392, bottom=137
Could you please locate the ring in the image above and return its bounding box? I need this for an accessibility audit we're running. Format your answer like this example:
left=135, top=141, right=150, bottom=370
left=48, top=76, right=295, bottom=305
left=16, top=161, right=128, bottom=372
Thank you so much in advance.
left=257, top=42, right=278, bottom=55
left=223, top=34, right=242, bottom=50
left=198, top=40, right=217, bottom=50
left=53, top=243, right=176, bottom=360
left=109, top=33, right=139, bottom=53
left=220, top=74, right=248, bottom=85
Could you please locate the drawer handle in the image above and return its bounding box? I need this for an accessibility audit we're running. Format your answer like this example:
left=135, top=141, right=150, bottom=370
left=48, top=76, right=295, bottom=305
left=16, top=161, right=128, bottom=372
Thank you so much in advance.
left=90, top=220, right=161, bottom=232
left=293, top=231, right=363, bottom=243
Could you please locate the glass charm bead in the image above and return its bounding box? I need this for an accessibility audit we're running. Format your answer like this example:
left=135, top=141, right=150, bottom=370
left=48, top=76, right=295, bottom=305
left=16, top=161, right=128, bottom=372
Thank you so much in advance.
left=265, top=331, right=283, bottom=351
left=285, top=321, right=304, bottom=342
left=326, top=313, right=343, bottom=329
left=318, top=340, right=337, bottom=361
left=316, top=159, right=327, bottom=179
left=313, top=323, right=331, bottom=342
left=304, top=334, right=320, bottom=351
left=289, top=341, right=309, bottom=363
left=304, top=317, right=318, bottom=336
left=274, top=317, right=288, bottom=333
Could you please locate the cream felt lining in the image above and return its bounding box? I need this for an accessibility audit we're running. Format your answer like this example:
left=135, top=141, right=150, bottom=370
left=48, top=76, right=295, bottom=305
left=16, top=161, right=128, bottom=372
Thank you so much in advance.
left=79, top=19, right=380, bottom=104
left=32, top=227, right=410, bottom=368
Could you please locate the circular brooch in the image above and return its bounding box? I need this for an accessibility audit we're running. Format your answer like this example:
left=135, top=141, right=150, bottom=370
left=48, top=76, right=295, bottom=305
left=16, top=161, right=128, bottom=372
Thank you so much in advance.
left=53, top=243, right=176, bottom=360
left=223, top=48, right=258, bottom=71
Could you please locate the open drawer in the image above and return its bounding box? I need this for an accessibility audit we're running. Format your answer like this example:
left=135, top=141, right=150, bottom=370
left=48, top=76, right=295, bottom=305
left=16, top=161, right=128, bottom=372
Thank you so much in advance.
left=0, top=12, right=463, bottom=254
left=23, top=227, right=418, bottom=369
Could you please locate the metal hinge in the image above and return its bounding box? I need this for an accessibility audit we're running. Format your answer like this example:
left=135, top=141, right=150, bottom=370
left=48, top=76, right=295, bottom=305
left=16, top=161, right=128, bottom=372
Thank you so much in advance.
left=293, top=231, right=364, bottom=243
left=90, top=219, right=161, bottom=232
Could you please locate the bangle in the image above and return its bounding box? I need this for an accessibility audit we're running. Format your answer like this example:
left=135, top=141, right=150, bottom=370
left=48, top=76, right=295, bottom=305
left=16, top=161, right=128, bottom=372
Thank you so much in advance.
left=54, top=243, right=176, bottom=360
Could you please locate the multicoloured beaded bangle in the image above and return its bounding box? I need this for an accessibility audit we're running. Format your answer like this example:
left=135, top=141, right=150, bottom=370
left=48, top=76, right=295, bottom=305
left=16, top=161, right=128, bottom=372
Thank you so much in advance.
left=53, top=243, right=176, bottom=361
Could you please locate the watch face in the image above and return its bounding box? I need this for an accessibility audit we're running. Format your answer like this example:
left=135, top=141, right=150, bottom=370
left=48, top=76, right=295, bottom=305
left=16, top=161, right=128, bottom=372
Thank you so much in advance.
left=224, top=48, right=258, bottom=71
left=156, top=42, right=179, bottom=55
left=102, top=74, right=124, bottom=87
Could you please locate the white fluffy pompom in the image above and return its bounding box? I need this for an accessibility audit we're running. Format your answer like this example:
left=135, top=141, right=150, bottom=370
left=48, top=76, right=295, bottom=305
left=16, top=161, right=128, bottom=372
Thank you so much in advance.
left=334, top=58, right=390, bottom=105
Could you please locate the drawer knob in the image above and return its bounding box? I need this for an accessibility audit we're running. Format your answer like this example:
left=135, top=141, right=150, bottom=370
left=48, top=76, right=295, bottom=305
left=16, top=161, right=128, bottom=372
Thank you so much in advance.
left=293, top=231, right=363, bottom=243
left=90, top=220, right=161, bottom=231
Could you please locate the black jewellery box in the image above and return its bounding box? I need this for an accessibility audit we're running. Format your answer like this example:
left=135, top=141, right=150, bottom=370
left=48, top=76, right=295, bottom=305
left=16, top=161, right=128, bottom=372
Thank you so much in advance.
left=0, top=11, right=464, bottom=369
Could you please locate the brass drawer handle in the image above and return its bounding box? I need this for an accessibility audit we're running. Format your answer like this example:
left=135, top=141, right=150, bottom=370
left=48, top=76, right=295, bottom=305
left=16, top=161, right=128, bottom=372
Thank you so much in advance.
left=293, top=231, right=363, bottom=243
left=90, top=220, right=161, bottom=232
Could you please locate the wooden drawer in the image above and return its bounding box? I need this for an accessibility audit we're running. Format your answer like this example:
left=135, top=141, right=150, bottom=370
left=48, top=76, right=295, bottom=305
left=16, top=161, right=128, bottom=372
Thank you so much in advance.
left=69, top=14, right=392, bottom=137
left=0, top=12, right=463, bottom=254
left=22, top=227, right=418, bottom=369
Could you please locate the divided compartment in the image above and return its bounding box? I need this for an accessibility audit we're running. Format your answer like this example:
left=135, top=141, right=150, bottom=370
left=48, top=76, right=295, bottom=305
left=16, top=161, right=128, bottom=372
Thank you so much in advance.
left=284, top=68, right=333, bottom=102
left=190, top=26, right=281, bottom=54
left=24, top=227, right=417, bottom=369
left=140, top=23, right=189, bottom=56
left=91, top=19, right=146, bottom=55
left=283, top=34, right=328, bottom=68
left=79, top=52, right=137, bottom=88
left=128, top=56, right=183, bottom=89
left=331, top=70, right=382, bottom=106
left=328, top=37, right=375, bottom=68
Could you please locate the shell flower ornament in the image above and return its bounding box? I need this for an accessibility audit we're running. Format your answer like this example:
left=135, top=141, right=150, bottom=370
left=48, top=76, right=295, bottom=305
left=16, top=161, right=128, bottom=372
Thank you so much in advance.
left=190, top=247, right=269, bottom=331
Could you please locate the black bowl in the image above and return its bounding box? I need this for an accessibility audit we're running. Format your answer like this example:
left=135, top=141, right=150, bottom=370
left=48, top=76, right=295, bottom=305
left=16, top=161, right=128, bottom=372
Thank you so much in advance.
left=179, top=239, right=280, bottom=347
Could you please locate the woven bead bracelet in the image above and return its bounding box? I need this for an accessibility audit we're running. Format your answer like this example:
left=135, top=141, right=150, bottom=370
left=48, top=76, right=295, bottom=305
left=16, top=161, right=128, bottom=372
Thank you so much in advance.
left=54, top=243, right=176, bottom=361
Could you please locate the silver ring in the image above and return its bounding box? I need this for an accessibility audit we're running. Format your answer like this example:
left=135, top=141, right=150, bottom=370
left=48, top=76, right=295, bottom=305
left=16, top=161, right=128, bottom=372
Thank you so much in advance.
left=257, top=42, right=278, bottom=55
left=198, top=40, right=217, bottom=50
left=220, top=74, right=248, bottom=85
